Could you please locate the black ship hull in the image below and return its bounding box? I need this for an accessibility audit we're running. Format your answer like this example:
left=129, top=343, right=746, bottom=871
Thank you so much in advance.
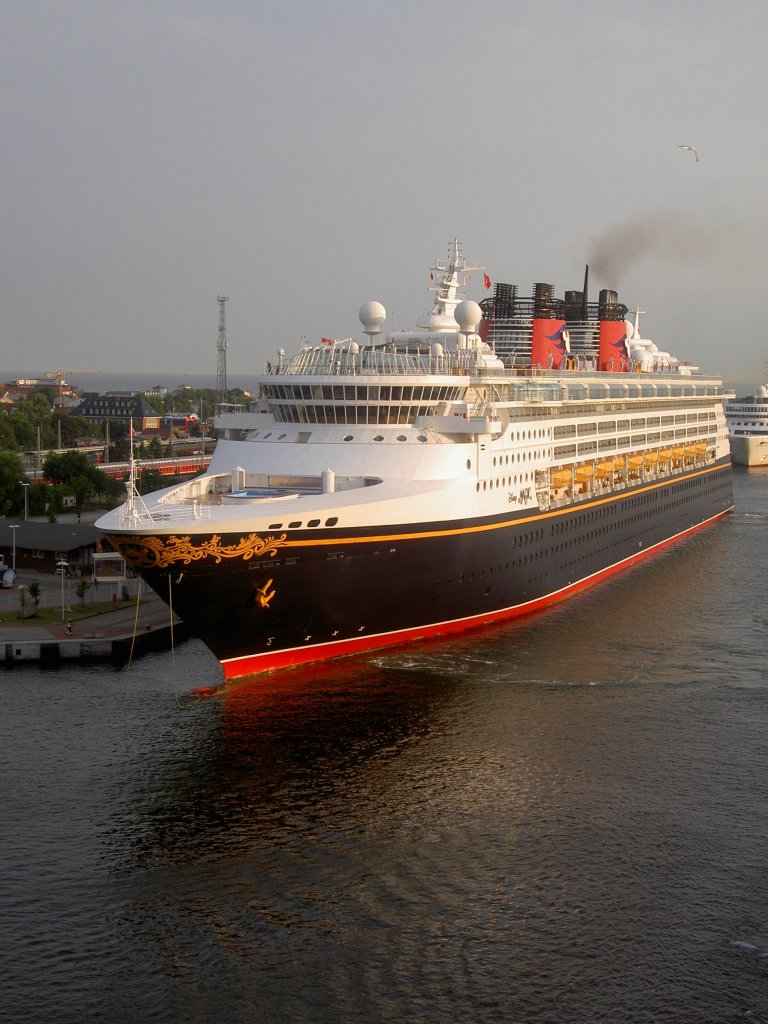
left=105, top=460, right=733, bottom=680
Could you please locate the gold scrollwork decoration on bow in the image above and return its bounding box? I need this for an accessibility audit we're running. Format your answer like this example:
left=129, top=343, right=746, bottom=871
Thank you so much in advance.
left=109, top=532, right=288, bottom=569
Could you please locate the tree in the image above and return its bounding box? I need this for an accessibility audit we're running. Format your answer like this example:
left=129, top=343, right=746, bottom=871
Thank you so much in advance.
left=0, top=418, right=17, bottom=451
left=138, top=469, right=162, bottom=494
left=0, top=451, right=27, bottom=515
left=26, top=581, right=41, bottom=614
left=43, top=450, right=121, bottom=508
left=109, top=436, right=130, bottom=462
left=52, top=414, right=93, bottom=446
left=7, top=409, right=37, bottom=451
left=8, top=392, right=55, bottom=450
left=29, top=481, right=53, bottom=518
left=44, top=450, right=95, bottom=485
left=76, top=578, right=92, bottom=608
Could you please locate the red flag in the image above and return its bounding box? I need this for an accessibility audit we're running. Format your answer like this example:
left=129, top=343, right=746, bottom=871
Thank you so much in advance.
left=321, top=337, right=335, bottom=345
left=483, top=273, right=492, bottom=290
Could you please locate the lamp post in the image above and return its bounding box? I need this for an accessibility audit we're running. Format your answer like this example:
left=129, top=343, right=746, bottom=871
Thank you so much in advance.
left=57, top=559, right=68, bottom=620
left=9, top=525, right=18, bottom=572
left=20, top=482, right=29, bottom=521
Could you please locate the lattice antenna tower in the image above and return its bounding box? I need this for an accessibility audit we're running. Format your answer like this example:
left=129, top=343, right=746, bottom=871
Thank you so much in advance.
left=216, top=296, right=228, bottom=406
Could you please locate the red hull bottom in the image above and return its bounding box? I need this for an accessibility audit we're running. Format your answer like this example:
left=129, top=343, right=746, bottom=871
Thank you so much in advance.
left=220, top=509, right=729, bottom=681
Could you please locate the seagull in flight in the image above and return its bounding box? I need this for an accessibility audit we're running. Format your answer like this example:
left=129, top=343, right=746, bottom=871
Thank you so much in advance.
left=678, top=144, right=700, bottom=162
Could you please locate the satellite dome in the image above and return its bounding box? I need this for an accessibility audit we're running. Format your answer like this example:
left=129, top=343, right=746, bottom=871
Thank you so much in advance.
left=454, top=299, right=482, bottom=334
left=359, top=301, right=386, bottom=336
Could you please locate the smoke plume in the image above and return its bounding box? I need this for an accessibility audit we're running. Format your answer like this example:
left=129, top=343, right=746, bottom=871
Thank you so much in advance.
left=587, top=213, right=719, bottom=285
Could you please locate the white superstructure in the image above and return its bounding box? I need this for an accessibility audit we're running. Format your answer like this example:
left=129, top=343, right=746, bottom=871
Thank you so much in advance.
left=726, top=374, right=768, bottom=467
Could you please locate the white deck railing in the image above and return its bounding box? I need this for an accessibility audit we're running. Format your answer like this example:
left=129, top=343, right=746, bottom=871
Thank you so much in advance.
left=115, top=501, right=213, bottom=528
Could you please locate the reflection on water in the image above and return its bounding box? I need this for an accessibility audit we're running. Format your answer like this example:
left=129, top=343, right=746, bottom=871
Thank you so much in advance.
left=110, top=659, right=461, bottom=872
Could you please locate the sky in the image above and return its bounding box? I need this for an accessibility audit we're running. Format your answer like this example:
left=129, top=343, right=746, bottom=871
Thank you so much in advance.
left=2, top=0, right=767, bottom=388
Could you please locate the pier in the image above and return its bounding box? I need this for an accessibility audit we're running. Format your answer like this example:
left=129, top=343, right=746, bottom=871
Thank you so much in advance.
left=0, top=583, right=189, bottom=667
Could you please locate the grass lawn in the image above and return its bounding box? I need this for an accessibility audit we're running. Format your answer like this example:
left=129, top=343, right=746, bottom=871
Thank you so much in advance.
left=0, top=599, right=137, bottom=626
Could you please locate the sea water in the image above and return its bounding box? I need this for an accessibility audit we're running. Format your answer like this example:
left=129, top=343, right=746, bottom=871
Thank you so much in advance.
left=2, top=468, right=767, bottom=1023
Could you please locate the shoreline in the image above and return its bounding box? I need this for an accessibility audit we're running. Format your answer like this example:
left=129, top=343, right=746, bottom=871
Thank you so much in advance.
left=0, top=586, right=191, bottom=667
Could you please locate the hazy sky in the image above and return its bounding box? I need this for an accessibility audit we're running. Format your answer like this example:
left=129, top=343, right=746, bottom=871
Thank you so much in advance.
left=2, top=0, right=767, bottom=386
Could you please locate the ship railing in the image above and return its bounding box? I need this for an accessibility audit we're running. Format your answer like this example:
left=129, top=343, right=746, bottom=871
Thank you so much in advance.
left=279, top=347, right=480, bottom=377
left=114, top=501, right=212, bottom=528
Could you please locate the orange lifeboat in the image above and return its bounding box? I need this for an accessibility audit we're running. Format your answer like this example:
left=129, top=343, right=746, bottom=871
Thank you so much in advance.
left=550, top=469, right=572, bottom=488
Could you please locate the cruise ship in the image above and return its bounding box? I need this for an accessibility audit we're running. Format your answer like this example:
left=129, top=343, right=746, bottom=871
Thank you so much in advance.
left=725, top=375, right=768, bottom=466
left=97, top=241, right=734, bottom=680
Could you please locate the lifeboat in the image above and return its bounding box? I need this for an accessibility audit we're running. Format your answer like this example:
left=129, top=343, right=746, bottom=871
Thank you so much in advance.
left=628, top=454, right=643, bottom=470
left=658, top=449, right=672, bottom=462
left=595, top=460, right=614, bottom=478
left=550, top=469, right=572, bottom=488
left=644, top=450, right=659, bottom=466
left=575, top=464, right=594, bottom=482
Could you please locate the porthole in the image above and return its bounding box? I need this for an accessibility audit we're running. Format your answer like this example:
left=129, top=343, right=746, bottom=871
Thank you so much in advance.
left=289, top=521, right=302, bottom=528
left=467, top=459, right=472, bottom=469
left=344, top=434, right=354, bottom=441
left=418, top=435, right=428, bottom=443
left=325, top=517, right=338, bottom=526
left=268, top=522, right=282, bottom=529
left=307, top=519, right=320, bottom=527
left=397, top=435, right=407, bottom=442
left=374, top=435, right=384, bottom=441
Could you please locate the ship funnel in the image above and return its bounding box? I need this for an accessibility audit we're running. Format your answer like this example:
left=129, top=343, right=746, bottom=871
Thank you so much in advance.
left=531, top=282, right=567, bottom=370
left=533, top=282, right=554, bottom=317
left=597, top=289, right=630, bottom=371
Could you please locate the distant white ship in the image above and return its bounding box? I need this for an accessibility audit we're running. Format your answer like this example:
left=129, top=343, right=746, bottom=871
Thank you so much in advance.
left=726, top=373, right=768, bottom=466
